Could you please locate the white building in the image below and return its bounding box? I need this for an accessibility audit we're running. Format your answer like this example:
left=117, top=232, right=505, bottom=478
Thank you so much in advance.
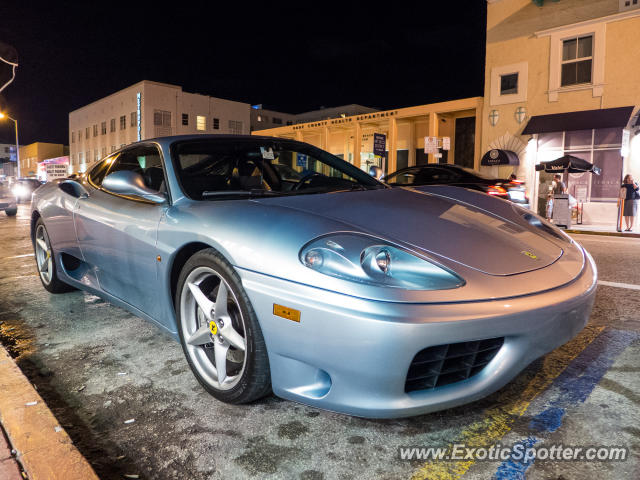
left=68, top=80, right=250, bottom=174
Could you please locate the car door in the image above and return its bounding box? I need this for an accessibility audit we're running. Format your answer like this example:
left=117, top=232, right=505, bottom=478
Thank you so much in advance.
left=74, top=145, right=168, bottom=319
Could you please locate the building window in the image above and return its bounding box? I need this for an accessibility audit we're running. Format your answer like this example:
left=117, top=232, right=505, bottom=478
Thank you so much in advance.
left=78, top=130, right=82, bottom=142
left=92, top=125, right=97, bottom=137
left=257, top=115, right=262, bottom=122
left=101, top=121, right=107, bottom=135
left=101, top=147, right=107, bottom=158
left=154, top=110, right=171, bottom=127
left=181, top=114, right=189, bottom=126
left=120, top=115, right=126, bottom=130
left=131, top=112, right=137, bottom=127
left=286, top=121, right=293, bottom=125
left=561, top=35, right=593, bottom=87
left=272, top=117, right=283, bottom=125
left=213, top=118, right=220, bottom=130
left=79, top=152, right=83, bottom=163
left=500, top=73, right=518, bottom=95
left=111, top=145, right=116, bottom=153
left=95, top=149, right=99, bottom=161
left=196, top=115, right=206, bottom=131
left=110, top=118, right=116, bottom=132
left=620, top=0, right=639, bottom=11
left=228, top=120, right=243, bottom=135
left=71, top=131, right=75, bottom=143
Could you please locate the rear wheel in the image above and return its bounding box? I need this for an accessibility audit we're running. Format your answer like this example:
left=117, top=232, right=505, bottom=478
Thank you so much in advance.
left=176, top=248, right=271, bottom=404
left=5, top=207, right=17, bottom=216
left=33, top=218, right=75, bottom=293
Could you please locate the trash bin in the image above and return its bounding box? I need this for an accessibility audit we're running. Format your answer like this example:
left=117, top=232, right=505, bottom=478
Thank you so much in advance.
left=552, top=194, right=571, bottom=228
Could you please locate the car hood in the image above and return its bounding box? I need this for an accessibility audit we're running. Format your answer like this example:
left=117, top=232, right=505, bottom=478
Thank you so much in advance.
left=254, top=187, right=562, bottom=276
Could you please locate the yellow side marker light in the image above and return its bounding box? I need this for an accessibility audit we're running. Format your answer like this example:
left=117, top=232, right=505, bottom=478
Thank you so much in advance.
left=273, top=304, right=301, bottom=322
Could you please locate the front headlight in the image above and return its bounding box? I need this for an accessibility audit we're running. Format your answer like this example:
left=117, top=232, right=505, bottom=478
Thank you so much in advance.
left=299, top=233, right=464, bottom=290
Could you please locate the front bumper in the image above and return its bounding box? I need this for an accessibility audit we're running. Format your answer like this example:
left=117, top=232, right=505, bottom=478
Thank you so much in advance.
left=237, top=250, right=597, bottom=418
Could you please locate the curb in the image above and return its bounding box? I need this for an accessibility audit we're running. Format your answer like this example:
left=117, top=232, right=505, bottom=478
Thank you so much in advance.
left=0, top=346, right=99, bottom=480
left=565, top=229, right=640, bottom=238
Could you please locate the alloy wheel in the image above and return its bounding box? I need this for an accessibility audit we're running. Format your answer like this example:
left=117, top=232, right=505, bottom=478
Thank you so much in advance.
left=179, top=266, right=247, bottom=390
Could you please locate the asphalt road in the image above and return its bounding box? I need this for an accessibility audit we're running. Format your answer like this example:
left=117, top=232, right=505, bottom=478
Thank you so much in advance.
left=1, top=204, right=639, bottom=480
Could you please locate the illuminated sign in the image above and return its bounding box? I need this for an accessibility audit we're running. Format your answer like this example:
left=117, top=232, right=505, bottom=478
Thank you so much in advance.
left=136, top=92, right=142, bottom=141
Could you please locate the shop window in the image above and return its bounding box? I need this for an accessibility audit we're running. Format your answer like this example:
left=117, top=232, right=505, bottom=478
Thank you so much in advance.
left=594, top=128, right=623, bottom=147
left=591, top=150, right=623, bottom=201
left=561, top=36, right=593, bottom=87
left=500, top=73, right=518, bottom=95
left=537, top=132, right=563, bottom=150
left=564, top=130, right=592, bottom=150
left=196, top=115, right=206, bottom=131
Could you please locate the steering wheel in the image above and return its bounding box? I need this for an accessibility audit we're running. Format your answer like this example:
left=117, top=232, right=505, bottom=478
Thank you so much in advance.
left=292, top=171, right=323, bottom=191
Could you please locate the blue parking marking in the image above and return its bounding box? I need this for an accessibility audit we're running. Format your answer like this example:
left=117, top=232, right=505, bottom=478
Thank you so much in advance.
left=493, top=329, right=639, bottom=480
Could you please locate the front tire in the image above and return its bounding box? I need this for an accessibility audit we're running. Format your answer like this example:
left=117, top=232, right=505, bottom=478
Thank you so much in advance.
left=175, top=248, right=271, bottom=404
left=33, top=218, right=75, bottom=293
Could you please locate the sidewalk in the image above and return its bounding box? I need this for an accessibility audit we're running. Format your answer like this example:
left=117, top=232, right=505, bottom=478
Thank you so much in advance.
left=563, top=222, right=640, bottom=238
left=1, top=424, right=22, bottom=480
left=0, top=346, right=99, bottom=480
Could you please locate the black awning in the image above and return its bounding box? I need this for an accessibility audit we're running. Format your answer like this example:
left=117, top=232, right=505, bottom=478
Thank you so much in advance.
left=535, top=154, right=601, bottom=175
left=522, top=106, right=634, bottom=135
left=481, top=149, right=519, bottom=166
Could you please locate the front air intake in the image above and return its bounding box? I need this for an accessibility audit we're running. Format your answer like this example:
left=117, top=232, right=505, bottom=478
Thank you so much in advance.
left=405, top=337, right=504, bottom=393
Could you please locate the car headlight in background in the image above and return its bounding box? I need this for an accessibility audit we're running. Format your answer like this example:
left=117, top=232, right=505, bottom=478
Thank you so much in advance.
left=300, top=233, right=464, bottom=290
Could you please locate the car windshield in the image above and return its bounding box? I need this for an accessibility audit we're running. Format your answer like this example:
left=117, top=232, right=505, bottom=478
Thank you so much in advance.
left=172, top=139, right=384, bottom=200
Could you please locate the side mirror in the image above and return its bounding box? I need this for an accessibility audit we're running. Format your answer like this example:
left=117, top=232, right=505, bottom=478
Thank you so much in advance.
left=102, top=170, right=166, bottom=204
left=59, top=179, right=90, bottom=199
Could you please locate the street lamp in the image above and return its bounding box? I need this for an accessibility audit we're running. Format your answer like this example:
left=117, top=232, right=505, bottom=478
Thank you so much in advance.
left=0, top=112, right=19, bottom=178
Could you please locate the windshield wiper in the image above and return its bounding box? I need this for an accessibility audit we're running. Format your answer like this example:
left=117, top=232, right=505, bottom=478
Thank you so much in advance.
left=201, top=189, right=284, bottom=199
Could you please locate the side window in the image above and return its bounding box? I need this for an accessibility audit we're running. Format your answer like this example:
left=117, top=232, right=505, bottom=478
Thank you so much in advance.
left=387, top=169, right=418, bottom=185
left=87, top=156, right=116, bottom=187
left=105, top=146, right=166, bottom=193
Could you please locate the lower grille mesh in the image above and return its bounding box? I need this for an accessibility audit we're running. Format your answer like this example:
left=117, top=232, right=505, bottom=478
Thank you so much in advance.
left=405, top=337, right=504, bottom=393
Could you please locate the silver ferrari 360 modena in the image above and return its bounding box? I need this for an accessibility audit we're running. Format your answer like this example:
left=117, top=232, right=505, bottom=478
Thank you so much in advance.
left=30, top=135, right=597, bottom=418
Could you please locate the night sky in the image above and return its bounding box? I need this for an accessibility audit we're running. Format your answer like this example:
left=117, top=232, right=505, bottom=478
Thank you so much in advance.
left=0, top=3, right=486, bottom=146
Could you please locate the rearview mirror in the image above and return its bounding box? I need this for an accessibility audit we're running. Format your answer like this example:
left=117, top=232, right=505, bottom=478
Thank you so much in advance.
left=102, top=170, right=166, bottom=204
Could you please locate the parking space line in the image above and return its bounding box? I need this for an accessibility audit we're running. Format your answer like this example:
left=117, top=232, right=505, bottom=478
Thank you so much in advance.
left=410, top=324, right=605, bottom=480
left=5, top=253, right=34, bottom=259
left=597, top=280, right=640, bottom=291
left=492, top=329, right=640, bottom=479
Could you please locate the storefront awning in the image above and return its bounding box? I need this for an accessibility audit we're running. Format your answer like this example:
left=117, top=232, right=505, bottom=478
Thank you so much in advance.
left=522, top=106, right=635, bottom=135
left=480, top=149, right=519, bottom=166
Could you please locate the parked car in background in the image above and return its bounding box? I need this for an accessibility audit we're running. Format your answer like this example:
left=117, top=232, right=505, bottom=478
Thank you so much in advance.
left=0, top=179, right=17, bottom=216
left=13, top=178, right=44, bottom=203
left=383, top=164, right=529, bottom=208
